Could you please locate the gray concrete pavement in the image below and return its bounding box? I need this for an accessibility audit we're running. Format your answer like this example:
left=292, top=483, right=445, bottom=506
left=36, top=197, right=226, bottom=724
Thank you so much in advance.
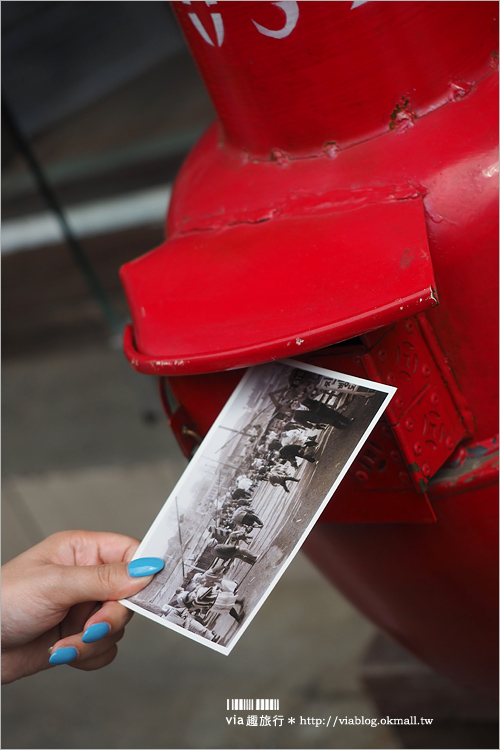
left=1, top=343, right=399, bottom=749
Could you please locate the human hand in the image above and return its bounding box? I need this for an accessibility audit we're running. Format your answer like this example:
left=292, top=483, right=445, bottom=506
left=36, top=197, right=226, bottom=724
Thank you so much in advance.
left=1, top=530, right=164, bottom=683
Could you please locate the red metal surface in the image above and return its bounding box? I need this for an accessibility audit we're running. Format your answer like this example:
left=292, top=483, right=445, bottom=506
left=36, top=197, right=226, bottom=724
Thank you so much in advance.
left=304, top=482, right=499, bottom=698
left=427, top=438, right=499, bottom=498
left=172, top=1, right=495, bottom=156
left=159, top=370, right=244, bottom=457
left=120, top=1, right=498, bottom=695
left=120, top=200, right=436, bottom=374
left=159, top=378, right=200, bottom=458
left=324, top=418, right=438, bottom=523
left=362, top=315, right=469, bottom=493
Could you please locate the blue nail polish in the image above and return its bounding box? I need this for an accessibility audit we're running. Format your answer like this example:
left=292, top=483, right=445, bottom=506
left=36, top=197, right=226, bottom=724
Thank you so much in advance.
left=82, top=622, right=110, bottom=644
left=49, top=647, right=78, bottom=666
left=128, top=557, right=164, bottom=578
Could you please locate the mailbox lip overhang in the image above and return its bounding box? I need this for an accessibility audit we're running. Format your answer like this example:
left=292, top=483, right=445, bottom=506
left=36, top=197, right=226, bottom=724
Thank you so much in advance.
left=121, top=197, right=437, bottom=376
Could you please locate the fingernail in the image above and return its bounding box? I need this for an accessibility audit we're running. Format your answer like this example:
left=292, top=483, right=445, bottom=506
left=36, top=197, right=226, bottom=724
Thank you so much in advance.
left=128, top=557, right=164, bottom=578
left=82, top=622, right=110, bottom=644
left=49, top=646, right=78, bottom=666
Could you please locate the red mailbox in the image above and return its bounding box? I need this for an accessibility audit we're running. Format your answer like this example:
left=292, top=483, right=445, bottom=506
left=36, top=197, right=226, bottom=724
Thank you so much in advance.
left=120, top=2, right=498, bottom=696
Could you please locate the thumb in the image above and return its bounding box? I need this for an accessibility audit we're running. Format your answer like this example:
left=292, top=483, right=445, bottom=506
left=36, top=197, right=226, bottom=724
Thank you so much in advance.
left=54, top=557, right=165, bottom=606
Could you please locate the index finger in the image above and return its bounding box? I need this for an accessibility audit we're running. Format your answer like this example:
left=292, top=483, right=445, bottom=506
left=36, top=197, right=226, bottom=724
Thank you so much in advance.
left=43, top=530, right=141, bottom=567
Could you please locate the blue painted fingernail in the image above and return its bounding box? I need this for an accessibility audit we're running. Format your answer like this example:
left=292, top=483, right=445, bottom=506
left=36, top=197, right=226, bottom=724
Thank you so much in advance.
left=128, top=557, right=164, bottom=578
left=49, top=646, right=78, bottom=665
left=82, top=622, right=110, bottom=644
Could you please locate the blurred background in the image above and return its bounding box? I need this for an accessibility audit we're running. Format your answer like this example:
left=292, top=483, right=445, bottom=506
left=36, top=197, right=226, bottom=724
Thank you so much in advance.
left=2, top=3, right=496, bottom=749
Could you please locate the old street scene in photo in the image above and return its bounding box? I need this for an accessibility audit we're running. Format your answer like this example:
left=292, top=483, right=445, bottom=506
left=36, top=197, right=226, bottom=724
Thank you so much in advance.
left=125, top=360, right=393, bottom=653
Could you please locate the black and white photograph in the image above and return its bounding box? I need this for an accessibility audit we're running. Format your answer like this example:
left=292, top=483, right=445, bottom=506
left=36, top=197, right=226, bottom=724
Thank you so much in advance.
left=123, top=359, right=395, bottom=654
